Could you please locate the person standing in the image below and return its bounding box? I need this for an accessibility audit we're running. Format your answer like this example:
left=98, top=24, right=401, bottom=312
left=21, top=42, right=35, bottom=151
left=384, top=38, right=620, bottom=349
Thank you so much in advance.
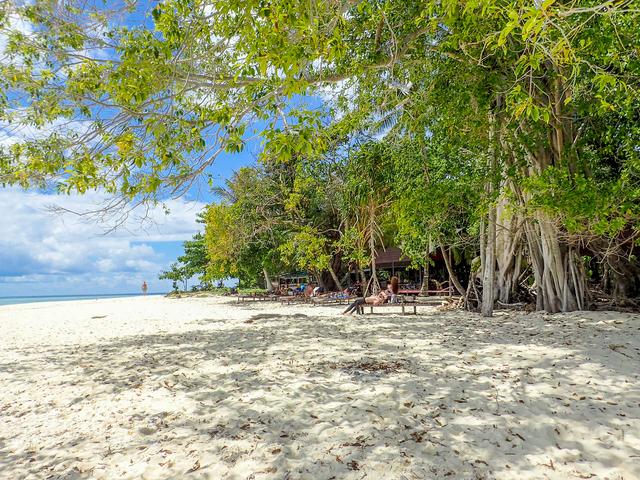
left=141, top=281, right=148, bottom=295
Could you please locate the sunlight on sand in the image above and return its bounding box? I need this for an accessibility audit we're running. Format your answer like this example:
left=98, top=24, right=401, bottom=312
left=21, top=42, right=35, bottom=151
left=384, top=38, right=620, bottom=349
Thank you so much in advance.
left=0, top=296, right=638, bottom=479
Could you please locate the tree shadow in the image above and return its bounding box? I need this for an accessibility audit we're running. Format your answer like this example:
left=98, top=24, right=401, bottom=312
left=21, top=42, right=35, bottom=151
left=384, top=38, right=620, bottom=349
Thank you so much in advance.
left=1, top=307, right=638, bottom=479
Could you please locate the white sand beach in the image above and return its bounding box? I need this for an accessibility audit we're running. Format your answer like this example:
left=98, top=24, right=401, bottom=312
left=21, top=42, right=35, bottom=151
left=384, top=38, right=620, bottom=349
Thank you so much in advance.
left=0, top=296, right=638, bottom=479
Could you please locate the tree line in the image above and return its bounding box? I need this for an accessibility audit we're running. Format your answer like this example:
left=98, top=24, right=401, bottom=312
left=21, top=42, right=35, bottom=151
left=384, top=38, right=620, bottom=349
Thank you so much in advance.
left=1, top=0, right=638, bottom=314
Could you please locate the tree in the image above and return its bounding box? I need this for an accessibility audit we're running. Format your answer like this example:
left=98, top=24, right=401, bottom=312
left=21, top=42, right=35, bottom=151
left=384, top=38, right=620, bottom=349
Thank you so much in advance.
left=203, top=167, right=289, bottom=288
left=178, top=232, right=210, bottom=286
left=3, top=0, right=639, bottom=311
left=159, top=262, right=190, bottom=292
left=389, top=137, right=480, bottom=298
left=279, top=226, right=342, bottom=290
left=339, top=141, right=395, bottom=294
left=158, top=209, right=210, bottom=291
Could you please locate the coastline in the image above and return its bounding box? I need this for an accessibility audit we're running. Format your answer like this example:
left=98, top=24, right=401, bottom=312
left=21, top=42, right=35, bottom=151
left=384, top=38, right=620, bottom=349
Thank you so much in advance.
left=0, top=292, right=166, bottom=307
left=1, top=296, right=638, bottom=479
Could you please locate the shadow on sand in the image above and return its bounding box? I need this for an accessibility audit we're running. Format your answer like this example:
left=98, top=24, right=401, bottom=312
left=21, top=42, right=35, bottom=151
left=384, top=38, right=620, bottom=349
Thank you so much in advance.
left=1, top=306, right=639, bottom=479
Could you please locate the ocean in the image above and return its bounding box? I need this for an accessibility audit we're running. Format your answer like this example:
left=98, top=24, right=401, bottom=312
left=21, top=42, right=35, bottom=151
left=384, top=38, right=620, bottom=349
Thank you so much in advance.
left=0, top=293, right=164, bottom=306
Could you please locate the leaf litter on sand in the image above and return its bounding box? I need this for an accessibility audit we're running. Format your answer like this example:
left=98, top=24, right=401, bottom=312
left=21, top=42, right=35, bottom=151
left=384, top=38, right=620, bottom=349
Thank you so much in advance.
left=328, top=359, right=408, bottom=375
left=2, top=297, right=640, bottom=480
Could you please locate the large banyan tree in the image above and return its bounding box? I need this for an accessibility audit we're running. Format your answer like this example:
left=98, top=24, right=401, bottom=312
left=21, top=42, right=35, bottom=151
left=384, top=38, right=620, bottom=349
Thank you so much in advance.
left=1, top=0, right=639, bottom=313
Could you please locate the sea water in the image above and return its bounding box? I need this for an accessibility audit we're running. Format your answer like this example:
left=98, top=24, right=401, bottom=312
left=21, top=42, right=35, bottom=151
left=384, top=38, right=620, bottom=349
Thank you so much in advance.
left=0, top=293, right=164, bottom=306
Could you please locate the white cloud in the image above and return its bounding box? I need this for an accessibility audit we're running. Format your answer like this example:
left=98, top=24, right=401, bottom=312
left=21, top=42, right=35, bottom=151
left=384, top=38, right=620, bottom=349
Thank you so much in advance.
left=0, top=188, right=207, bottom=295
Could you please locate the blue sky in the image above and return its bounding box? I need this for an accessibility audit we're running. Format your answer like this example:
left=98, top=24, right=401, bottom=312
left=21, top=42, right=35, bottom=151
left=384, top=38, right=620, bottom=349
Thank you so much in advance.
left=0, top=3, right=334, bottom=296
left=0, top=151, right=254, bottom=296
left=0, top=2, right=250, bottom=296
left=0, top=123, right=268, bottom=297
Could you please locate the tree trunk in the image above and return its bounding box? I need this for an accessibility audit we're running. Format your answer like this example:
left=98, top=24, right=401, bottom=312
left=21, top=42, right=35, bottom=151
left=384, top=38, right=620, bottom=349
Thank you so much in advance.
left=522, top=65, right=586, bottom=312
left=538, top=214, right=586, bottom=312
left=523, top=213, right=588, bottom=313
left=420, top=258, right=430, bottom=296
left=441, top=245, right=466, bottom=296
left=495, top=193, right=524, bottom=303
left=464, top=266, right=481, bottom=311
left=358, top=266, right=368, bottom=289
left=369, top=211, right=380, bottom=294
left=479, top=217, right=486, bottom=280
left=481, top=207, right=497, bottom=316
left=519, top=134, right=587, bottom=312
left=315, top=271, right=327, bottom=291
left=603, top=250, right=640, bottom=302
left=482, top=111, right=497, bottom=317
left=263, top=268, right=274, bottom=292
left=328, top=264, right=343, bottom=291
left=340, top=269, right=351, bottom=287
left=524, top=220, right=546, bottom=311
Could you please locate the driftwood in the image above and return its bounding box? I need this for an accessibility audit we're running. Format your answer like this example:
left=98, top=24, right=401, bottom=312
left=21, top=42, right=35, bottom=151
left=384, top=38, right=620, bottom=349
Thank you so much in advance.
left=496, top=300, right=528, bottom=310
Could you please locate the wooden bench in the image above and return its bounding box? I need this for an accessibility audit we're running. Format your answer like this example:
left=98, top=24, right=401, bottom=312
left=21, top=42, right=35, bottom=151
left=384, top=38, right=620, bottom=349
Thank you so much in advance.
left=311, top=296, right=353, bottom=306
left=357, top=296, right=418, bottom=315
left=279, top=295, right=310, bottom=305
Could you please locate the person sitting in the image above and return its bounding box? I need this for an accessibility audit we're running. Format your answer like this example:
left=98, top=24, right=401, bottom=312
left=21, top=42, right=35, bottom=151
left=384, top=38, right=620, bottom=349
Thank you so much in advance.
left=304, top=283, right=315, bottom=297
left=337, top=287, right=351, bottom=299
left=341, top=276, right=399, bottom=315
left=388, top=276, right=400, bottom=303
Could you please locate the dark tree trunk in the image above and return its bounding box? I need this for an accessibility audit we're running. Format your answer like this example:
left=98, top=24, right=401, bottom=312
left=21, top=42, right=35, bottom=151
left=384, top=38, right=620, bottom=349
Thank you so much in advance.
left=440, top=245, right=466, bottom=296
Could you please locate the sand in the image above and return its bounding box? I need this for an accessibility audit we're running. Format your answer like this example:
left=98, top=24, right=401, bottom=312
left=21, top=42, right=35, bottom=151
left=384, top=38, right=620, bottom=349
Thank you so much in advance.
left=0, top=296, right=638, bottom=480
